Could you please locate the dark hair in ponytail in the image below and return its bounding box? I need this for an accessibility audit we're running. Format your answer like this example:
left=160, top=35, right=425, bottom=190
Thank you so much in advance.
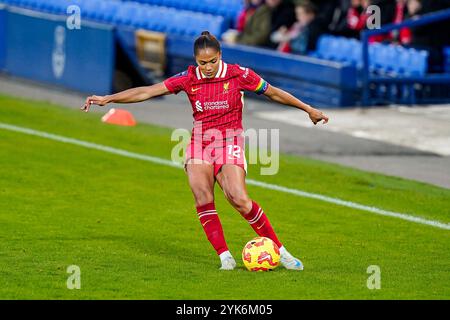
left=194, top=31, right=221, bottom=56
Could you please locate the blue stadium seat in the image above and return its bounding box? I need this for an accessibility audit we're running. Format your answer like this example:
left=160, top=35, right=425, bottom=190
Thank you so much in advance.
left=397, top=48, right=411, bottom=75
left=78, top=0, right=101, bottom=22
left=191, top=14, right=209, bottom=35
left=208, top=15, right=225, bottom=37
left=202, top=0, right=218, bottom=15
left=121, top=0, right=242, bottom=26
left=34, top=0, right=53, bottom=13
left=29, top=0, right=47, bottom=11
left=190, top=1, right=206, bottom=13
left=335, top=37, right=353, bottom=63
left=97, top=0, right=121, bottom=24
left=114, top=2, right=139, bottom=26
left=8, top=0, right=27, bottom=9
left=310, top=35, right=333, bottom=60
left=0, top=0, right=20, bottom=6
left=153, top=7, right=172, bottom=32
left=50, top=0, right=70, bottom=15
left=325, top=36, right=341, bottom=61
left=370, top=43, right=386, bottom=73
left=383, top=44, right=400, bottom=74
left=409, top=49, right=429, bottom=76
left=386, top=45, right=407, bottom=75
left=13, top=0, right=29, bottom=8
left=183, top=13, right=202, bottom=36
left=151, top=0, right=163, bottom=5
left=128, top=6, right=148, bottom=29
left=141, top=7, right=160, bottom=31
left=1, top=0, right=233, bottom=37
left=167, top=10, right=186, bottom=35
left=348, top=39, right=362, bottom=67
left=312, top=35, right=331, bottom=59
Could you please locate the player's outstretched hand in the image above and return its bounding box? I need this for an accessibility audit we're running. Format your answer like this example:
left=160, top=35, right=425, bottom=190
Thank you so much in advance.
left=308, top=107, right=329, bottom=125
left=81, top=95, right=108, bottom=112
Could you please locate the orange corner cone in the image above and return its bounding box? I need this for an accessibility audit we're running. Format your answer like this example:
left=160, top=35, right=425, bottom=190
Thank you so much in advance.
left=101, top=108, right=136, bottom=126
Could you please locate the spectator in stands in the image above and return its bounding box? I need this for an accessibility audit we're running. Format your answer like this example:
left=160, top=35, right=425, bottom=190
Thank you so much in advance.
left=369, top=0, right=398, bottom=42
left=271, top=1, right=324, bottom=54
left=327, top=0, right=369, bottom=38
left=310, top=0, right=339, bottom=31
left=328, top=0, right=356, bottom=37
left=328, top=0, right=396, bottom=41
left=223, top=0, right=297, bottom=48
left=346, top=0, right=370, bottom=35
left=391, top=0, right=412, bottom=45
left=267, top=0, right=297, bottom=48
left=406, top=0, right=450, bottom=72
left=235, top=0, right=265, bottom=32
left=222, top=1, right=272, bottom=46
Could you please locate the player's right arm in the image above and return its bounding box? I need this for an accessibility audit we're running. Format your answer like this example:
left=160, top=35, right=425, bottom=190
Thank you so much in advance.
left=81, top=82, right=171, bottom=112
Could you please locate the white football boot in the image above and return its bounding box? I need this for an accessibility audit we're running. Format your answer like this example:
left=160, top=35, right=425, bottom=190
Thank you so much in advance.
left=219, top=251, right=236, bottom=270
left=279, top=246, right=304, bottom=270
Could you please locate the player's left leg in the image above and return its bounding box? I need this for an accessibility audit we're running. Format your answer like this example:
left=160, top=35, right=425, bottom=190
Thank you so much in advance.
left=215, top=164, right=303, bottom=270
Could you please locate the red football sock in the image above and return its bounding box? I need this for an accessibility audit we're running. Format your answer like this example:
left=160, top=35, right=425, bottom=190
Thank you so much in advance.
left=196, top=202, right=228, bottom=255
left=242, top=200, right=282, bottom=248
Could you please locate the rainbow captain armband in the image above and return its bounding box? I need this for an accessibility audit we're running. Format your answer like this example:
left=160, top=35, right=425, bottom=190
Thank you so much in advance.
left=255, top=78, right=269, bottom=95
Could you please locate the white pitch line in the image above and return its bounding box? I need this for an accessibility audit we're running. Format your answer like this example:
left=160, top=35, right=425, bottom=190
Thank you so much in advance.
left=246, top=180, right=450, bottom=230
left=0, top=122, right=183, bottom=169
left=1, top=122, right=449, bottom=231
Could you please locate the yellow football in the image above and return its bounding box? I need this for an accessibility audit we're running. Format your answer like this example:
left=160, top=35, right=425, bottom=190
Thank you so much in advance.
left=242, top=237, right=280, bottom=271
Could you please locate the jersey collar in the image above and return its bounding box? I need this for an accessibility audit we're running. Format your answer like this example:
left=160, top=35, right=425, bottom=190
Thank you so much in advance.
left=195, top=60, right=228, bottom=80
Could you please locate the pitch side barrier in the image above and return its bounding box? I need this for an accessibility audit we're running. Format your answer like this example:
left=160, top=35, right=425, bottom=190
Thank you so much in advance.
left=0, top=5, right=5, bottom=71
left=165, top=34, right=359, bottom=108
left=1, top=6, right=115, bottom=94
left=361, top=8, right=450, bottom=105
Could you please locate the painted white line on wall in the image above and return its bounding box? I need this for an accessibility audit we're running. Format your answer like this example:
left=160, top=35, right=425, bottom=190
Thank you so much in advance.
left=1, top=122, right=449, bottom=231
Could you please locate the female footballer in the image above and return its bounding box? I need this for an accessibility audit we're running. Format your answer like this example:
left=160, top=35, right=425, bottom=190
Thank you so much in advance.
left=82, top=31, right=328, bottom=271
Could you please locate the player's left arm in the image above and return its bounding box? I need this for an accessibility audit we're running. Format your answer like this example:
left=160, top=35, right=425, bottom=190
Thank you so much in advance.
left=263, top=85, right=329, bottom=125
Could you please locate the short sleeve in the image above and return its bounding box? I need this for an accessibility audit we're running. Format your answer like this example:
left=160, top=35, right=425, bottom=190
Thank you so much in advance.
left=236, top=66, right=269, bottom=95
left=163, top=70, right=189, bottom=94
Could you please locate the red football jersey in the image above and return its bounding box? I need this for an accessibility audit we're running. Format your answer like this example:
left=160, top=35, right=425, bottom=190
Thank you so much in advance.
left=163, top=61, right=269, bottom=144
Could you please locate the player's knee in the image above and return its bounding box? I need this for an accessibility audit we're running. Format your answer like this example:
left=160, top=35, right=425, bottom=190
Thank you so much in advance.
left=226, top=190, right=250, bottom=213
left=192, top=187, right=214, bottom=206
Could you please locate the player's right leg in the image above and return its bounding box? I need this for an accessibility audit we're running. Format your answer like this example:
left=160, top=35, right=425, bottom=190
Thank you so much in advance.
left=185, top=159, right=236, bottom=270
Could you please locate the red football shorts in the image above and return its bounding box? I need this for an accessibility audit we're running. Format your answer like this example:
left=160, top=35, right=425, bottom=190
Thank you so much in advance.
left=184, top=134, right=247, bottom=177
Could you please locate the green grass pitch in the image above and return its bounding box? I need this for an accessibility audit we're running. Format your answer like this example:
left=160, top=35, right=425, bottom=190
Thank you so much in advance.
left=0, top=94, right=449, bottom=299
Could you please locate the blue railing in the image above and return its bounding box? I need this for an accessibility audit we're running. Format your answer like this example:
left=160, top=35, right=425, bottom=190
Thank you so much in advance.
left=361, top=7, right=450, bottom=105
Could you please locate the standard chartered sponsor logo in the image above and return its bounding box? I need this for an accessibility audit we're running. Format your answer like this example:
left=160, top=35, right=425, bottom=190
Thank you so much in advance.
left=195, top=100, right=229, bottom=112
left=204, top=100, right=229, bottom=110
left=195, top=100, right=203, bottom=112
